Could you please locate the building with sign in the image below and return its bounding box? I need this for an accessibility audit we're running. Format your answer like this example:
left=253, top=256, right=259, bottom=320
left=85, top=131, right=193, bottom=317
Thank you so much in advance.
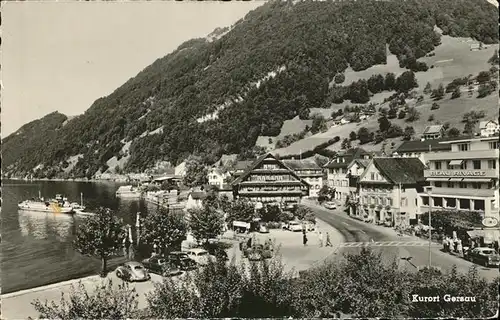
left=324, top=147, right=372, bottom=202
left=419, top=136, right=499, bottom=219
left=231, top=153, right=310, bottom=208
left=357, top=157, right=426, bottom=226
left=282, top=159, right=323, bottom=197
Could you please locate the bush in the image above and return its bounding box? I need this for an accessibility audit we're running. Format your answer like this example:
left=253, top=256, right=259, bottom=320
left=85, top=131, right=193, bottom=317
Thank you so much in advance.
left=397, top=110, right=406, bottom=119
left=264, top=221, right=283, bottom=229
left=431, top=102, right=440, bottom=110
left=428, top=114, right=435, bottom=122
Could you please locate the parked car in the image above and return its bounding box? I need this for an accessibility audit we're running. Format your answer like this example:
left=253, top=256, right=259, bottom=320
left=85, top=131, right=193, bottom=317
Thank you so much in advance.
left=283, top=221, right=303, bottom=232
left=467, top=247, right=500, bottom=267
left=115, top=262, right=151, bottom=282
left=141, top=256, right=183, bottom=277
left=259, top=224, right=270, bottom=233
left=324, top=202, right=337, bottom=210
left=304, top=221, right=315, bottom=231
left=185, top=248, right=212, bottom=265
left=168, top=251, right=198, bottom=271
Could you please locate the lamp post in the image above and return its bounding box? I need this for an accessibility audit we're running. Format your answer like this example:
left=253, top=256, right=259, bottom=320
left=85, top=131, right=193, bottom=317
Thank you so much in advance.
left=425, top=186, right=433, bottom=268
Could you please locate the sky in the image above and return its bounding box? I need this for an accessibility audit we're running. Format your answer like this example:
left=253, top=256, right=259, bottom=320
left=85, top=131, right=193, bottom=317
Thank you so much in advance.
left=1, top=1, right=265, bottom=137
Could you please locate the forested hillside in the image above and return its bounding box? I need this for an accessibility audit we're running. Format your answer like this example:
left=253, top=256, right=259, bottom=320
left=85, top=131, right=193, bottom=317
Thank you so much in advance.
left=2, top=0, right=498, bottom=179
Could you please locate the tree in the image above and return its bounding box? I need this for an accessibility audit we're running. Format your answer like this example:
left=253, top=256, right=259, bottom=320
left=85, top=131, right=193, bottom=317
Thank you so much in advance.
left=259, top=205, right=284, bottom=222
left=378, top=116, right=391, bottom=132
left=341, top=138, right=351, bottom=150
left=488, top=49, right=499, bottom=65
left=463, top=121, right=476, bottom=136
left=431, top=102, right=440, bottom=110
left=403, top=126, right=415, bottom=141
left=423, top=82, right=432, bottom=94
left=367, top=74, right=385, bottom=93
left=32, top=280, right=139, bottom=319
left=450, top=86, right=461, bottom=99
left=226, top=198, right=256, bottom=224
left=294, top=205, right=315, bottom=223
left=387, top=106, right=398, bottom=119
left=447, top=127, right=461, bottom=138
left=398, top=110, right=406, bottom=119
left=183, top=157, right=208, bottom=187
left=334, top=73, right=346, bottom=84
left=476, top=71, right=491, bottom=84
left=443, top=122, right=450, bottom=131
left=406, top=107, right=420, bottom=122
left=428, top=114, right=435, bottom=122
left=384, top=72, right=396, bottom=91
left=310, top=113, right=328, bottom=134
left=188, top=206, right=225, bottom=244
left=349, top=131, right=357, bottom=141
left=73, top=207, right=125, bottom=276
left=477, top=83, right=493, bottom=98
left=431, top=83, right=445, bottom=100
left=357, top=127, right=372, bottom=144
left=395, top=71, right=418, bottom=93
left=386, top=124, right=403, bottom=138
left=141, top=207, right=188, bottom=255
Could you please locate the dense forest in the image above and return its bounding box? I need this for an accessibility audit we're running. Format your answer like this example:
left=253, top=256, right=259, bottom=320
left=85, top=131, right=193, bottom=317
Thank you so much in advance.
left=2, top=0, right=498, bottom=178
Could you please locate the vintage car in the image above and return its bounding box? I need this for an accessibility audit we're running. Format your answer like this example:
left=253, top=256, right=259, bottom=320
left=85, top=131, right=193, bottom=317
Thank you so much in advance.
left=259, top=224, right=270, bottom=233
left=115, top=261, right=151, bottom=282
left=323, top=201, right=337, bottom=210
left=283, top=221, right=303, bottom=232
left=467, top=247, right=500, bottom=267
left=168, top=251, right=198, bottom=271
left=185, top=248, right=212, bottom=265
left=141, top=256, right=183, bottom=277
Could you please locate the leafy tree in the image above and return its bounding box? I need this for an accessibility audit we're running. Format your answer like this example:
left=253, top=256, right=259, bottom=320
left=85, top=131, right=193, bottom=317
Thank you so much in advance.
left=477, top=83, right=493, bottom=98
left=349, top=131, right=357, bottom=141
left=406, top=107, right=420, bottom=122
left=334, top=73, right=346, bottom=84
left=318, top=185, right=335, bottom=202
left=188, top=206, right=225, bottom=245
left=374, top=131, right=385, bottom=144
left=431, top=83, right=445, bottom=100
left=463, top=121, right=476, bottom=136
left=443, top=122, right=450, bottom=131
left=395, top=71, right=418, bottom=92
left=488, top=49, right=499, bottom=65
left=431, top=102, right=440, bottom=110
left=258, top=205, right=284, bottom=222
left=403, top=126, right=415, bottom=141
left=367, top=74, right=385, bottom=93
left=423, top=82, right=432, bottom=94
left=140, top=207, right=187, bottom=254
left=476, top=71, right=491, bottom=84
left=73, top=207, right=125, bottom=276
left=357, top=127, right=372, bottom=144
left=447, top=127, right=461, bottom=138
left=378, top=116, right=391, bottom=132
left=384, top=72, right=396, bottom=91
left=386, top=124, right=403, bottom=138
left=226, top=198, right=256, bottom=224
left=387, top=106, right=398, bottom=119
left=341, top=138, right=351, bottom=150
left=310, top=113, right=328, bottom=134
left=294, top=205, right=315, bottom=223
left=183, top=157, right=208, bottom=187
left=428, top=114, right=435, bottom=122
left=398, top=110, right=406, bottom=119
left=32, top=280, right=139, bottom=319
left=451, top=86, right=461, bottom=99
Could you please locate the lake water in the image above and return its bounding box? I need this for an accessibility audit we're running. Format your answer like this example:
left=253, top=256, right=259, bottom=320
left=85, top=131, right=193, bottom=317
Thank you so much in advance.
left=0, top=179, right=157, bottom=294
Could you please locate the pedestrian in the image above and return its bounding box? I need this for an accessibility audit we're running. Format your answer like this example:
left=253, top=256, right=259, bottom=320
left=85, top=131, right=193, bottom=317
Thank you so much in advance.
left=457, top=239, right=463, bottom=257
left=318, top=232, right=323, bottom=247
left=303, top=233, right=308, bottom=246
left=442, top=237, right=449, bottom=252
left=325, top=232, right=333, bottom=247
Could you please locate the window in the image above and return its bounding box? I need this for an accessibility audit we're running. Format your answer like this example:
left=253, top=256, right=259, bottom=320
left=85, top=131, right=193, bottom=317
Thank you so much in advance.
left=459, top=182, right=467, bottom=188
left=489, top=141, right=498, bottom=150
left=435, top=162, right=442, bottom=170
left=434, top=181, right=442, bottom=187
left=458, top=143, right=470, bottom=151
left=460, top=161, right=468, bottom=170
left=488, top=160, right=496, bottom=169
left=473, top=160, right=481, bottom=170
left=449, top=182, right=455, bottom=188
left=472, top=182, right=481, bottom=189
left=370, top=172, right=375, bottom=180
left=488, top=181, right=494, bottom=189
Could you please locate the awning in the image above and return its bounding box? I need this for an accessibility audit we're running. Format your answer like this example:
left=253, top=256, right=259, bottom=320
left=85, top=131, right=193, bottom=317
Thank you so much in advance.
left=462, top=178, right=492, bottom=182
left=448, top=160, right=463, bottom=166
left=427, top=178, right=448, bottom=181
left=449, top=178, right=463, bottom=181
left=466, top=229, right=500, bottom=244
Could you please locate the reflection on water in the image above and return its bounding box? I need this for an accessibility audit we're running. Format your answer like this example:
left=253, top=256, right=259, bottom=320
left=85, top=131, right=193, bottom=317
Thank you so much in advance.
left=18, top=210, right=75, bottom=242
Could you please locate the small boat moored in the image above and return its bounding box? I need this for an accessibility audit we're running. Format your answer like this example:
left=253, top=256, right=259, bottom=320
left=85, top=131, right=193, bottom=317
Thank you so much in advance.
left=116, top=185, right=142, bottom=199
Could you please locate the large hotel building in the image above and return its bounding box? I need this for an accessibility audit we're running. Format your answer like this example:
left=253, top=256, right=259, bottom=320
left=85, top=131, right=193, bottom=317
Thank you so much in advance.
left=419, top=136, right=499, bottom=219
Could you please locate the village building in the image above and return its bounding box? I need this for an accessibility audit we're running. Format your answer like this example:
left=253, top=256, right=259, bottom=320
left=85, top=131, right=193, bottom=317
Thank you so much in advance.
left=282, top=159, right=323, bottom=197
left=207, top=167, right=230, bottom=189
left=422, top=125, right=445, bottom=140
left=231, top=153, right=310, bottom=209
left=185, top=190, right=207, bottom=211
left=479, top=120, right=499, bottom=137
left=357, top=157, right=427, bottom=227
left=345, top=158, right=371, bottom=215
left=394, top=138, right=452, bottom=164
left=175, top=161, right=187, bottom=178
left=419, top=136, right=499, bottom=221
left=324, top=147, right=371, bottom=202
left=229, top=160, right=254, bottom=178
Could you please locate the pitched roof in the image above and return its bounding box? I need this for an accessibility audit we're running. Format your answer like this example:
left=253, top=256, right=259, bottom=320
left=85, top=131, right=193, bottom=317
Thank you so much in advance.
left=371, top=157, right=425, bottom=184
left=479, top=120, right=498, bottom=129
left=281, top=159, right=321, bottom=170
left=324, top=147, right=370, bottom=168
left=347, top=158, right=370, bottom=170
left=233, top=160, right=254, bottom=171
left=395, top=138, right=452, bottom=153
left=231, top=153, right=309, bottom=187
left=423, top=125, right=443, bottom=134
left=190, top=191, right=207, bottom=200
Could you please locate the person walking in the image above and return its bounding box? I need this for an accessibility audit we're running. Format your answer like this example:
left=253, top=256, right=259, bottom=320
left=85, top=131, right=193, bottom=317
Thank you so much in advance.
left=303, top=232, right=308, bottom=246
left=325, top=232, right=333, bottom=247
left=318, top=232, right=324, bottom=247
left=442, top=236, right=449, bottom=252
left=457, top=239, right=463, bottom=257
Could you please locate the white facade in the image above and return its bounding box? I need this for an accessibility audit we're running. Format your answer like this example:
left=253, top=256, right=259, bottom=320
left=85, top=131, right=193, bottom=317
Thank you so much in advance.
left=419, top=137, right=499, bottom=220
left=175, top=161, right=187, bottom=177
left=207, top=168, right=228, bottom=189
left=479, top=120, right=499, bottom=137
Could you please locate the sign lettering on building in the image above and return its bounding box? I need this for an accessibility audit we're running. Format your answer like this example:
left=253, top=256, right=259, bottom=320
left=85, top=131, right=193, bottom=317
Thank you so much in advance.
left=429, top=171, right=486, bottom=177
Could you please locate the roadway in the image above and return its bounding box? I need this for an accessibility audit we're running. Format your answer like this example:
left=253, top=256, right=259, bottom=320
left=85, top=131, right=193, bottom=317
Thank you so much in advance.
left=303, top=201, right=498, bottom=282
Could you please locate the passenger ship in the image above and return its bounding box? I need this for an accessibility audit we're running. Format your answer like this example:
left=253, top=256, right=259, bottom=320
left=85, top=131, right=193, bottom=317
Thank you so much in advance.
left=18, top=193, right=74, bottom=214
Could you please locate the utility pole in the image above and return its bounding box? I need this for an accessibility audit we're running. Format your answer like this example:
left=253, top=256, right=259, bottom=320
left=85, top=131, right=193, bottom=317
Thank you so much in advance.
left=426, top=186, right=433, bottom=268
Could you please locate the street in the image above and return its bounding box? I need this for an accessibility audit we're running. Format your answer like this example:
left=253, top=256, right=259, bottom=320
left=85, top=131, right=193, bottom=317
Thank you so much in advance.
left=303, top=201, right=499, bottom=282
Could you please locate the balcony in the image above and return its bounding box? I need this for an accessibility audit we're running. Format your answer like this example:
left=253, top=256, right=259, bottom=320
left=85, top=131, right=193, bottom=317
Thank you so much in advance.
left=424, top=169, right=498, bottom=179
left=421, top=187, right=496, bottom=198
left=238, top=190, right=304, bottom=196
left=423, top=149, right=499, bottom=161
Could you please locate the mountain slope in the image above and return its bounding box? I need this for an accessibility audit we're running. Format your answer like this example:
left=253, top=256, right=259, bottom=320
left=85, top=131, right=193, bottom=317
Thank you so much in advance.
left=2, top=0, right=498, bottom=179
